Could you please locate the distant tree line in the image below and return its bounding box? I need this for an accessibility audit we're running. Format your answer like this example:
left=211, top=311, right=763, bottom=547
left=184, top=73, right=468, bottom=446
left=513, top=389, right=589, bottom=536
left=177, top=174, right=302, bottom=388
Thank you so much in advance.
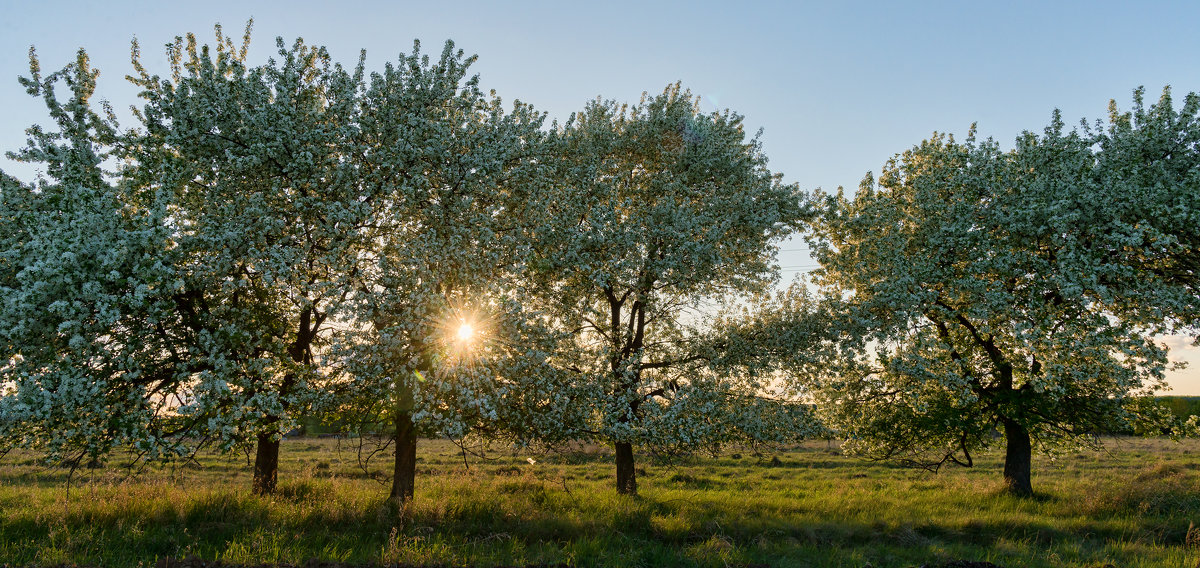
left=1156, top=396, right=1200, bottom=424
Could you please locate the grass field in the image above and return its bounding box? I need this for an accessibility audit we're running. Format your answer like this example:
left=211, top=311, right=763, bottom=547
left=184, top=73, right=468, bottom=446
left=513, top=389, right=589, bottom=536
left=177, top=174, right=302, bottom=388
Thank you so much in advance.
left=0, top=436, right=1197, bottom=567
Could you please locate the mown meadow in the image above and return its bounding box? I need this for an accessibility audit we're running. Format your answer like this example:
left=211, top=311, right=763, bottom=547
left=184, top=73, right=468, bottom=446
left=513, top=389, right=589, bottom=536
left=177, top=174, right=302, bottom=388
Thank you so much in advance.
left=0, top=437, right=1197, bottom=568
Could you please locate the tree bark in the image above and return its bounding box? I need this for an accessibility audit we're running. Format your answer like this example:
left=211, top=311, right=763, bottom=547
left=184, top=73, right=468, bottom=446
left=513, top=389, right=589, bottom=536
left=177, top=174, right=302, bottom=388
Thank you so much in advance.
left=1002, top=417, right=1033, bottom=497
left=391, top=409, right=418, bottom=504
left=615, top=441, right=637, bottom=495
left=252, top=431, right=280, bottom=496
left=250, top=308, right=316, bottom=496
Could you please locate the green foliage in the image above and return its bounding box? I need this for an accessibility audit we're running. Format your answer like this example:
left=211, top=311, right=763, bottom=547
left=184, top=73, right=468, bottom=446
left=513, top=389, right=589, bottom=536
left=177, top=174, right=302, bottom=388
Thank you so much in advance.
left=1091, top=87, right=1200, bottom=334
left=524, top=84, right=815, bottom=482
left=1157, top=396, right=1200, bottom=422
left=1, top=25, right=816, bottom=500
left=338, top=38, right=569, bottom=443
left=127, top=24, right=370, bottom=449
left=0, top=48, right=187, bottom=462
left=804, top=90, right=1200, bottom=493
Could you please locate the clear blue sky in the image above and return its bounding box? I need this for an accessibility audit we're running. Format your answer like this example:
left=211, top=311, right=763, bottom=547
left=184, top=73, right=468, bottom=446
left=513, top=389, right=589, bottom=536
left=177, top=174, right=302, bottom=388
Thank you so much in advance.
left=1, top=0, right=1197, bottom=393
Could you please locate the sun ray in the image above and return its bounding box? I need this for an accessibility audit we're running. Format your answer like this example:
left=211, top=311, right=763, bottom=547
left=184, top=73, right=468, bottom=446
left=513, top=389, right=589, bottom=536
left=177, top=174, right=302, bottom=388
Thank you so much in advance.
left=456, top=322, right=475, bottom=343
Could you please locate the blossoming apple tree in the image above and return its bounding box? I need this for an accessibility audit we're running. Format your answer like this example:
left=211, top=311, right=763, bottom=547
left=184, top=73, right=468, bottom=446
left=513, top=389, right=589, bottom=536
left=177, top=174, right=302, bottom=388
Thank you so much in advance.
left=0, top=49, right=189, bottom=465
left=807, top=97, right=1195, bottom=495
left=528, top=85, right=811, bottom=494
left=128, top=26, right=369, bottom=494
left=338, top=40, right=578, bottom=504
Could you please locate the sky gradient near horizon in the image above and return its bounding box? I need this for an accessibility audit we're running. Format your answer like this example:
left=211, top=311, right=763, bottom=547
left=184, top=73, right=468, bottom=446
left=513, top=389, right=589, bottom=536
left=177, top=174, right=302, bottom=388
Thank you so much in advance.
left=1, top=0, right=1198, bottom=393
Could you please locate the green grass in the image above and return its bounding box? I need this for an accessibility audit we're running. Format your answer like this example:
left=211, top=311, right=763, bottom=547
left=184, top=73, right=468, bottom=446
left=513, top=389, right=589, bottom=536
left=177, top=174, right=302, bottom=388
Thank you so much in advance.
left=1, top=437, right=1198, bottom=567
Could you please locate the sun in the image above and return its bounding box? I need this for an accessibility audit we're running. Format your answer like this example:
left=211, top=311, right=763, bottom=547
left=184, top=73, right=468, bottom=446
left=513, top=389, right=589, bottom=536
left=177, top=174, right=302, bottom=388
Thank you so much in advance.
left=439, top=304, right=494, bottom=365
left=456, top=322, right=475, bottom=343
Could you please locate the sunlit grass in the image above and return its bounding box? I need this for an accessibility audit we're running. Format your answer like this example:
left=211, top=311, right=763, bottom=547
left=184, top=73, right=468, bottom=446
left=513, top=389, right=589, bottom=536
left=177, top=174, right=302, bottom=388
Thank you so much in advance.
left=0, top=437, right=1197, bottom=567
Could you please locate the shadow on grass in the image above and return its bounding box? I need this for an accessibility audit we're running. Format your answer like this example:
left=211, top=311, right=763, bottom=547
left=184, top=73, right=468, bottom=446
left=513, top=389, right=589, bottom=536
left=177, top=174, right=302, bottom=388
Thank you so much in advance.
left=4, top=440, right=1199, bottom=567
left=0, top=489, right=1184, bottom=567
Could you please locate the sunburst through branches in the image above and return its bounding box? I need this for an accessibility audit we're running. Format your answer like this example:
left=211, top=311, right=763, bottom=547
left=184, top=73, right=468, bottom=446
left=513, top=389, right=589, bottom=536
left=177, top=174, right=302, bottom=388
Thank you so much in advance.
left=436, top=300, right=501, bottom=370
left=456, top=322, right=475, bottom=344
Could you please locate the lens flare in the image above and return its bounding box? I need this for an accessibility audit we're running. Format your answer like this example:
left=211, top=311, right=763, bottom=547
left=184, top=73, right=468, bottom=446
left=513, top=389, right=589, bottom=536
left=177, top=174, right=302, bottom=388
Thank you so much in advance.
left=456, top=322, right=475, bottom=343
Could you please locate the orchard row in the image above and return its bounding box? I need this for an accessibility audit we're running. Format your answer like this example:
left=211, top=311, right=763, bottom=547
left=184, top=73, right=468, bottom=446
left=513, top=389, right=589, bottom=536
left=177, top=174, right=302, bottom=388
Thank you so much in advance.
left=1, top=24, right=1196, bottom=503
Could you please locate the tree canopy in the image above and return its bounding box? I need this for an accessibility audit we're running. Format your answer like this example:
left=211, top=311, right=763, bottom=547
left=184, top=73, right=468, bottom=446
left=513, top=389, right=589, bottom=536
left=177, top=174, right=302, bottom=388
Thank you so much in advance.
left=0, top=48, right=186, bottom=465
left=526, top=85, right=814, bottom=494
left=806, top=93, right=1198, bottom=495
left=336, top=39, right=566, bottom=504
left=3, top=23, right=1197, bottom=505
left=0, top=27, right=814, bottom=499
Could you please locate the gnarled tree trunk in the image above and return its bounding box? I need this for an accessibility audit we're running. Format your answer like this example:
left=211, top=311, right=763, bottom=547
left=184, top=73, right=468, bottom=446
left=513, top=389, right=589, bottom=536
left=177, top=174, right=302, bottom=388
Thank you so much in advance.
left=252, top=309, right=318, bottom=496
left=390, top=374, right=418, bottom=505
left=615, top=441, right=637, bottom=495
left=391, top=410, right=418, bottom=504
left=252, top=430, right=280, bottom=495
left=1002, top=417, right=1033, bottom=497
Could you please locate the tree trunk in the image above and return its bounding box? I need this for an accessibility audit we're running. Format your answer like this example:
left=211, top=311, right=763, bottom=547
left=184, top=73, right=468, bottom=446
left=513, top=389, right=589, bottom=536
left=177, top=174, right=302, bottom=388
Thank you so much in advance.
left=390, top=409, right=418, bottom=504
left=251, top=309, right=313, bottom=497
left=1002, top=417, right=1033, bottom=497
left=252, top=431, right=280, bottom=496
left=615, top=441, right=637, bottom=495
